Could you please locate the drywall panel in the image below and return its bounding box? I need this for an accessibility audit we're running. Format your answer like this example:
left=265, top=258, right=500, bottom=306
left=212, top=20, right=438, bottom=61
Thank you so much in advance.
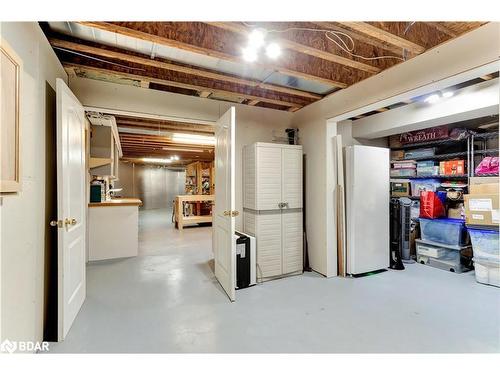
left=69, top=78, right=294, bottom=229
left=293, top=23, right=499, bottom=277
left=0, top=22, right=68, bottom=346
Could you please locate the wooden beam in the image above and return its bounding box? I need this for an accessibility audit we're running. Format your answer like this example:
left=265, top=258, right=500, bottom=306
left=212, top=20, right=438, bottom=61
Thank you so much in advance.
left=247, top=99, right=260, bottom=106
left=480, top=74, right=494, bottom=81
left=49, top=37, right=322, bottom=100
left=117, top=123, right=213, bottom=136
left=206, top=22, right=380, bottom=74
left=311, top=22, right=407, bottom=57
left=78, top=22, right=347, bottom=89
left=199, top=91, right=212, bottom=98
left=341, top=22, right=426, bottom=54
left=425, top=22, right=458, bottom=38
left=288, top=107, right=300, bottom=113
left=64, top=63, right=303, bottom=109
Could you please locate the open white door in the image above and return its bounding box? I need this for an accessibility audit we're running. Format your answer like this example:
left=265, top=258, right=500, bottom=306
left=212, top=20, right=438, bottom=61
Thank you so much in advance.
left=213, top=107, right=236, bottom=301
left=55, top=78, right=87, bottom=340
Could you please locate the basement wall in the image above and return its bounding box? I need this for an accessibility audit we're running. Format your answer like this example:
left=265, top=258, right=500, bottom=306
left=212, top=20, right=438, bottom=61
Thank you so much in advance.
left=0, top=23, right=68, bottom=346
left=292, top=22, right=500, bottom=277
left=69, top=77, right=295, bottom=229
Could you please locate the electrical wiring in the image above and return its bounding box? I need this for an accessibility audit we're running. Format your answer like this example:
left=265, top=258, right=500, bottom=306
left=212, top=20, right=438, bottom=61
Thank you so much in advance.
left=53, top=46, right=146, bottom=71
left=242, top=22, right=405, bottom=62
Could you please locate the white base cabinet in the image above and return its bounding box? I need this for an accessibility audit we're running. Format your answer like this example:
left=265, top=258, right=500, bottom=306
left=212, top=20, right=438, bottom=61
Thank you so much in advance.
left=243, top=142, right=303, bottom=280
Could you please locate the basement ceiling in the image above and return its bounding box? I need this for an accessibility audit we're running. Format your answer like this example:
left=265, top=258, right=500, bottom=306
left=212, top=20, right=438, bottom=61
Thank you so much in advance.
left=93, top=112, right=215, bottom=163
left=42, top=21, right=486, bottom=112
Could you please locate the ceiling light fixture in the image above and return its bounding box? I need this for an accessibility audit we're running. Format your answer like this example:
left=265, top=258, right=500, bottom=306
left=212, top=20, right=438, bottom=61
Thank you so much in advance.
left=172, top=133, right=215, bottom=145
left=242, top=28, right=281, bottom=63
left=248, top=29, right=266, bottom=48
left=424, top=94, right=440, bottom=104
left=142, top=157, right=173, bottom=164
left=265, top=42, right=281, bottom=59
left=442, top=91, right=454, bottom=98
left=162, top=147, right=206, bottom=152
left=242, top=46, right=258, bottom=62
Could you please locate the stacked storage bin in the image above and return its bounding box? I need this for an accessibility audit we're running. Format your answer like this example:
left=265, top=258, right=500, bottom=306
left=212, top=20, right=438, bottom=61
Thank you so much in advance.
left=465, top=177, right=500, bottom=287
left=468, top=229, right=500, bottom=287
left=416, top=218, right=472, bottom=273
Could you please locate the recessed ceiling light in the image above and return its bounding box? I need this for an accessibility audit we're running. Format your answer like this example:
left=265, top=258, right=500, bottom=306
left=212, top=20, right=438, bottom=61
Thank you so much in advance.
left=442, top=91, right=454, bottom=98
left=248, top=29, right=266, bottom=48
left=424, top=94, right=440, bottom=104
left=242, top=46, right=258, bottom=62
left=265, top=42, right=281, bottom=59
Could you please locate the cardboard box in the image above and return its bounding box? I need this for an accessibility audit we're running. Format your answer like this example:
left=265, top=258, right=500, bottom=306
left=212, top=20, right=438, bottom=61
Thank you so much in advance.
left=469, top=177, right=499, bottom=195
left=439, top=160, right=465, bottom=175
left=464, top=194, right=500, bottom=226
left=391, top=180, right=410, bottom=197
left=447, top=204, right=465, bottom=220
left=390, top=150, right=405, bottom=160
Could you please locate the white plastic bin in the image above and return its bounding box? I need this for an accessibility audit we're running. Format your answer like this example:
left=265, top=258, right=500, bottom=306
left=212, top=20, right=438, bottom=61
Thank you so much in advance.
left=473, top=258, right=500, bottom=287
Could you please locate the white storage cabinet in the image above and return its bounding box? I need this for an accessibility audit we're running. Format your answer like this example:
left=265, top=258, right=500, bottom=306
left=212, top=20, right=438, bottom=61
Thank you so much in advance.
left=243, top=142, right=303, bottom=280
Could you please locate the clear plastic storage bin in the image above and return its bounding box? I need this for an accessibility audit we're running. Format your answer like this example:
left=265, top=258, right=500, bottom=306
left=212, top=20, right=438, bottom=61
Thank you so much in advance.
left=416, top=239, right=472, bottom=273
left=473, top=257, right=500, bottom=287
left=468, top=228, right=499, bottom=261
left=419, top=218, right=468, bottom=246
left=410, top=179, right=441, bottom=197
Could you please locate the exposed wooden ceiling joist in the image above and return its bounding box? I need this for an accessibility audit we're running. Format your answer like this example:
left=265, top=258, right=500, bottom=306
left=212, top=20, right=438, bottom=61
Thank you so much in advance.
left=310, top=22, right=409, bottom=57
left=199, top=91, right=212, bottom=98
left=206, top=22, right=381, bottom=74
left=49, top=37, right=322, bottom=100
left=341, top=22, right=426, bottom=54
left=114, top=115, right=214, bottom=134
left=425, top=22, right=458, bottom=38
left=64, top=63, right=304, bottom=109
left=247, top=99, right=260, bottom=106
left=78, top=22, right=349, bottom=89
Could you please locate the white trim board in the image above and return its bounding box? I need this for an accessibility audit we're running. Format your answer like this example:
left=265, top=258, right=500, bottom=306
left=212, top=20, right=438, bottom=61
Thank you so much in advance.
left=352, top=77, right=499, bottom=139
left=83, top=106, right=217, bottom=127
left=327, top=60, right=499, bottom=124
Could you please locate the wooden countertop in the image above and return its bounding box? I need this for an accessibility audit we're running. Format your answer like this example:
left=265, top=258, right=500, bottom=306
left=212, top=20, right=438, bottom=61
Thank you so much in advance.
left=89, top=198, right=142, bottom=207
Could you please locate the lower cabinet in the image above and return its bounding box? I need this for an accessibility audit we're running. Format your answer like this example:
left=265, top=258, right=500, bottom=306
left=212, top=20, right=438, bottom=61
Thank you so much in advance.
left=243, top=209, right=303, bottom=280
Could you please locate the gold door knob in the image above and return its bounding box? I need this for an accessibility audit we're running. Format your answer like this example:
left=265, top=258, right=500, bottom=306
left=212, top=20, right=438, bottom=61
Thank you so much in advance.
left=50, top=220, right=63, bottom=228
left=223, top=210, right=230, bottom=216
left=71, top=218, right=77, bottom=225
left=232, top=210, right=239, bottom=217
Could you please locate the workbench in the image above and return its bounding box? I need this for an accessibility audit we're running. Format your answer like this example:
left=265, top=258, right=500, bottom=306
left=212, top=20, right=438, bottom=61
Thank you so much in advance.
left=174, top=194, right=214, bottom=231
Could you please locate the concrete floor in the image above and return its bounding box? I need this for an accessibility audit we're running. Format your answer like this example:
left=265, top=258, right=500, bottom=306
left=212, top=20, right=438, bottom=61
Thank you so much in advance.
left=50, top=209, right=500, bottom=353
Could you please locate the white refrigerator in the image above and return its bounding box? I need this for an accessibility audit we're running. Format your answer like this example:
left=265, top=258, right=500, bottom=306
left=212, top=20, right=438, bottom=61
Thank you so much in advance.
left=345, top=145, right=390, bottom=275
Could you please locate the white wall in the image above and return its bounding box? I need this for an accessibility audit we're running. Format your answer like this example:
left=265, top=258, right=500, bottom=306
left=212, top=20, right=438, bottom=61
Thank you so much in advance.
left=293, top=22, right=500, bottom=277
left=0, top=23, right=68, bottom=344
left=69, top=78, right=294, bottom=229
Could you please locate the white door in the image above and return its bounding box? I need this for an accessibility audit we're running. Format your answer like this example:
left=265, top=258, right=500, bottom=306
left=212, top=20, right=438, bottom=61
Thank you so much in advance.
left=56, top=78, right=86, bottom=340
left=346, top=145, right=389, bottom=275
left=213, top=107, right=236, bottom=301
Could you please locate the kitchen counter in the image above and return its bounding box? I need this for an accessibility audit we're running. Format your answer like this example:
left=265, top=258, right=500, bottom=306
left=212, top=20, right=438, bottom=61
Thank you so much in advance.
left=88, top=198, right=141, bottom=261
left=88, top=198, right=142, bottom=207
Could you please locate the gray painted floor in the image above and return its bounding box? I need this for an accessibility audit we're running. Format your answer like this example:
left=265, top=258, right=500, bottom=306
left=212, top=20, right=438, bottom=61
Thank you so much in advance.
left=50, top=209, right=500, bottom=353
